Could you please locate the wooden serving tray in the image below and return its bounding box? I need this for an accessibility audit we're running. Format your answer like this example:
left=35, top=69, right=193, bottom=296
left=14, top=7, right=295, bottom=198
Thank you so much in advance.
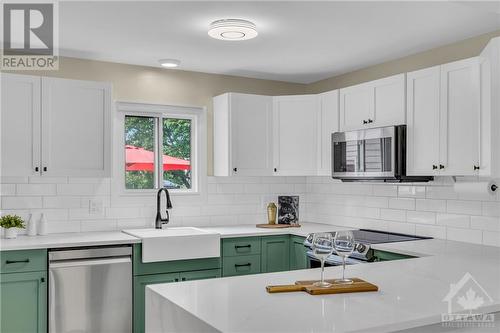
left=256, top=224, right=301, bottom=229
left=266, top=278, right=378, bottom=295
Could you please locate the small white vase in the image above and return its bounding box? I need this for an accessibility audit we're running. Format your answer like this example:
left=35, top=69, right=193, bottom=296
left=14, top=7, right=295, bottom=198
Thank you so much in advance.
left=5, top=228, right=18, bottom=239
left=27, top=213, right=37, bottom=236
left=38, top=213, right=48, bottom=236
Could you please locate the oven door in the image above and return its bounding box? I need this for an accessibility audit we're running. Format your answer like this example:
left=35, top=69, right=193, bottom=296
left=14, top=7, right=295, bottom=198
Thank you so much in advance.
left=307, top=252, right=366, bottom=267
left=332, top=126, right=397, bottom=180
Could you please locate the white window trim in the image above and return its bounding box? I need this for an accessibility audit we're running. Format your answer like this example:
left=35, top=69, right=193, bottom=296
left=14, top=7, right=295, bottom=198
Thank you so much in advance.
left=113, top=101, right=207, bottom=197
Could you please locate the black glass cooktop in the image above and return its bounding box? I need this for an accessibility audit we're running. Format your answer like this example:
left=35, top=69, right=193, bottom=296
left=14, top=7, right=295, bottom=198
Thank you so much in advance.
left=353, top=229, right=432, bottom=244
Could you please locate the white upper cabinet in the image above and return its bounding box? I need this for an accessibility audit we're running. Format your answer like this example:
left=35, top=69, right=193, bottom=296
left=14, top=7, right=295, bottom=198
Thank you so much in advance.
left=273, top=95, right=319, bottom=176
left=406, top=57, right=485, bottom=176
left=1, top=74, right=41, bottom=177
left=41, top=77, right=111, bottom=177
left=339, top=84, right=372, bottom=131
left=213, top=93, right=273, bottom=176
left=339, top=74, right=405, bottom=131
left=439, top=58, right=481, bottom=176
left=372, top=74, right=406, bottom=127
left=317, top=90, right=339, bottom=176
left=0, top=74, right=111, bottom=177
left=406, top=66, right=441, bottom=176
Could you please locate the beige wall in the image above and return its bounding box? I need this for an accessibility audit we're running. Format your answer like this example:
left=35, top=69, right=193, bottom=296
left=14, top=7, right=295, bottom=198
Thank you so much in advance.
left=15, top=58, right=306, bottom=175
left=308, top=29, right=500, bottom=93
left=7, top=29, right=500, bottom=175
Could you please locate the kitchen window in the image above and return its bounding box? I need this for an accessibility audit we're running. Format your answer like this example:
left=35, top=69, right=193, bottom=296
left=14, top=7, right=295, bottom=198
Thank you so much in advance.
left=117, top=102, right=205, bottom=195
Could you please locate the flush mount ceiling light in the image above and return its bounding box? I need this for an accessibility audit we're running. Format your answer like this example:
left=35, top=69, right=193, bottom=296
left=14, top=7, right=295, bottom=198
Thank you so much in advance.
left=159, top=59, right=180, bottom=68
left=208, top=19, right=258, bottom=41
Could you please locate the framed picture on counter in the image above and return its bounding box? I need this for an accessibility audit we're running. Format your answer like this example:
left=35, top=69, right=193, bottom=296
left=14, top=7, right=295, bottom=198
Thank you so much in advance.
left=278, top=196, right=299, bottom=225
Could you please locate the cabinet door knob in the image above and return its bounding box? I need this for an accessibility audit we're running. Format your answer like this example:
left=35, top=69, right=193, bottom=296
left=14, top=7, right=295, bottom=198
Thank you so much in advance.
left=363, top=120, right=368, bottom=124
left=233, top=167, right=237, bottom=172
left=367, top=119, right=373, bottom=123
left=474, top=165, right=480, bottom=170
left=439, top=164, right=445, bottom=169
left=35, top=166, right=39, bottom=172
left=273, top=168, right=277, bottom=172
left=432, top=165, right=438, bottom=170
left=43, top=167, right=47, bottom=172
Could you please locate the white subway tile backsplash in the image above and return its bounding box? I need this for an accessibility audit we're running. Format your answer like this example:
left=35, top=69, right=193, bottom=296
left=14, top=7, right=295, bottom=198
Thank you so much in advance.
left=446, top=227, right=482, bottom=244
left=436, top=214, right=470, bottom=228
left=81, top=219, right=118, bottom=232
left=406, top=211, right=436, bottom=225
left=386, top=221, right=415, bottom=235
left=415, top=224, right=446, bottom=239
left=470, top=216, right=500, bottom=231
left=29, top=176, right=67, bottom=184
left=425, top=186, right=458, bottom=200
left=17, top=184, right=56, bottom=196
left=216, top=183, right=245, bottom=194
left=446, top=200, right=482, bottom=215
left=380, top=209, right=406, bottom=222
left=482, top=201, right=500, bottom=217
left=57, top=184, right=95, bottom=196
left=398, top=186, right=426, bottom=198
left=416, top=199, right=446, bottom=213
left=46, top=221, right=81, bottom=233
left=43, top=196, right=82, bottom=209
left=482, top=231, right=500, bottom=247
left=372, top=185, right=398, bottom=197
left=2, top=196, right=43, bottom=209
left=1, top=176, right=29, bottom=184
left=0, top=184, right=16, bottom=195
left=389, top=198, right=415, bottom=210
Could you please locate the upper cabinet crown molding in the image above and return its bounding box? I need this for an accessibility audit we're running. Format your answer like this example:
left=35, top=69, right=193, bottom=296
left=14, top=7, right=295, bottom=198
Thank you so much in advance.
left=1, top=73, right=112, bottom=178
left=339, top=73, right=406, bottom=131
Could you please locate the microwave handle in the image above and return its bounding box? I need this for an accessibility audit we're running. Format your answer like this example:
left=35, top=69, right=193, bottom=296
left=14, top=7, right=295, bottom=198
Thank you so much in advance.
left=358, top=140, right=365, bottom=172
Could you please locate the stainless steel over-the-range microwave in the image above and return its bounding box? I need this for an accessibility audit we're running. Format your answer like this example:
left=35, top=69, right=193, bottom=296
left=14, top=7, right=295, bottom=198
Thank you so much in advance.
left=332, top=125, right=433, bottom=182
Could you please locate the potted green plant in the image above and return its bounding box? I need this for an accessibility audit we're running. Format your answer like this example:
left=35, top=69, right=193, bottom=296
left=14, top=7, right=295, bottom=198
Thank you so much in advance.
left=0, top=215, right=26, bottom=239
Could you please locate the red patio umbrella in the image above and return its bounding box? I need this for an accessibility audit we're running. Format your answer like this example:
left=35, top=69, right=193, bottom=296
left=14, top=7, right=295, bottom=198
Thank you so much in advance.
left=125, top=145, right=190, bottom=171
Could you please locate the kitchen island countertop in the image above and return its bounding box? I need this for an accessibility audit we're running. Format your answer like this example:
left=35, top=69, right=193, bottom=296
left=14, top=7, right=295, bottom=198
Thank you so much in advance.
left=146, top=238, right=500, bottom=332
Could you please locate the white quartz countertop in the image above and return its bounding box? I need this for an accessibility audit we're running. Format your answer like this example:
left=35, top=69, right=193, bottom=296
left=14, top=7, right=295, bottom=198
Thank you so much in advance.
left=202, top=222, right=349, bottom=238
left=0, top=222, right=340, bottom=251
left=0, top=231, right=140, bottom=251
left=146, top=238, right=500, bottom=333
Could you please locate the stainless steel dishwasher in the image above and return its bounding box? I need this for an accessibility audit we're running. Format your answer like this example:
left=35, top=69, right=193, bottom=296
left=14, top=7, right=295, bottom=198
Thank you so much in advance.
left=48, top=246, right=132, bottom=333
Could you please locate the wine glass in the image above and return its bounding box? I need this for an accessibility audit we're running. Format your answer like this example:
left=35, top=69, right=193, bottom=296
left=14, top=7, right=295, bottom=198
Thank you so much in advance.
left=333, top=230, right=355, bottom=284
left=311, top=232, right=334, bottom=288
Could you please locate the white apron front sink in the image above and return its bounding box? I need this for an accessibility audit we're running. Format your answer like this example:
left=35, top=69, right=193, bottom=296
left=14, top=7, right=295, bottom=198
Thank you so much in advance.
left=123, top=227, right=220, bottom=263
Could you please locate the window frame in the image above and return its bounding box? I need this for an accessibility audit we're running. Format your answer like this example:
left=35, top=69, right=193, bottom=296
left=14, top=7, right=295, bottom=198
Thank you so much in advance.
left=115, top=102, right=206, bottom=196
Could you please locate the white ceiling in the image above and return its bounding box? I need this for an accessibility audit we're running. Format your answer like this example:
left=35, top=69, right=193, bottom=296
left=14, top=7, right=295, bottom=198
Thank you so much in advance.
left=58, top=1, right=500, bottom=84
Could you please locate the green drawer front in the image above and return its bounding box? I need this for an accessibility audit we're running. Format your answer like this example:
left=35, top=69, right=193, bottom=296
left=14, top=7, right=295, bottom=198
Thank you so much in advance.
left=0, top=249, right=47, bottom=274
left=180, top=269, right=221, bottom=282
left=222, top=255, right=261, bottom=277
left=133, top=244, right=221, bottom=276
left=222, top=237, right=261, bottom=257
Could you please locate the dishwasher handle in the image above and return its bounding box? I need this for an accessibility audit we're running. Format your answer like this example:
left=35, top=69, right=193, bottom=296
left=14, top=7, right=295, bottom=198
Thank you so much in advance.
left=49, top=256, right=131, bottom=268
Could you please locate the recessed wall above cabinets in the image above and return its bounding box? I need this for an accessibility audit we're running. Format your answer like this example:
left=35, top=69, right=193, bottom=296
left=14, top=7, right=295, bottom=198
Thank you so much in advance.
left=213, top=92, right=339, bottom=177
left=1, top=74, right=111, bottom=177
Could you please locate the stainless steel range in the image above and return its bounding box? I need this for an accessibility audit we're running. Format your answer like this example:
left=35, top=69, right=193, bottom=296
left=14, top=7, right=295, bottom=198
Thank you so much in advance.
left=304, top=229, right=431, bottom=266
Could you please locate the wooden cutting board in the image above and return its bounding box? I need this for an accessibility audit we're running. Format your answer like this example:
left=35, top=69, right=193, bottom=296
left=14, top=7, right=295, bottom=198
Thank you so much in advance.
left=256, top=224, right=301, bottom=229
left=266, top=278, right=378, bottom=295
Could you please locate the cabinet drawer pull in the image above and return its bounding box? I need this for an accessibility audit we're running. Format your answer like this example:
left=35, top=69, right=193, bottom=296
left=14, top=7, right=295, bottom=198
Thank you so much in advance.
left=367, top=119, right=373, bottom=123
left=5, top=259, right=30, bottom=264
left=41, top=277, right=45, bottom=283
left=233, top=167, right=237, bottom=172
left=474, top=165, right=480, bottom=170
left=432, top=165, right=438, bottom=170
left=235, top=245, right=251, bottom=249
left=181, top=277, right=186, bottom=281
left=363, top=120, right=368, bottom=124
left=439, top=164, right=445, bottom=169
left=234, top=263, right=251, bottom=268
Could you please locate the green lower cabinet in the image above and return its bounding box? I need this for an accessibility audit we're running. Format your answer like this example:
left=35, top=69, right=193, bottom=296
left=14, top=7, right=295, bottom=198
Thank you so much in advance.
left=180, top=269, right=221, bottom=282
left=222, top=255, right=261, bottom=276
left=0, top=271, right=47, bottom=333
left=289, top=236, right=308, bottom=270
left=261, top=235, right=290, bottom=273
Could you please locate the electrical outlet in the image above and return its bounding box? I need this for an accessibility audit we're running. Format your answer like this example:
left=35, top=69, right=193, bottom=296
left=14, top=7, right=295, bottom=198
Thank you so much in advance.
left=89, top=199, right=103, bottom=215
